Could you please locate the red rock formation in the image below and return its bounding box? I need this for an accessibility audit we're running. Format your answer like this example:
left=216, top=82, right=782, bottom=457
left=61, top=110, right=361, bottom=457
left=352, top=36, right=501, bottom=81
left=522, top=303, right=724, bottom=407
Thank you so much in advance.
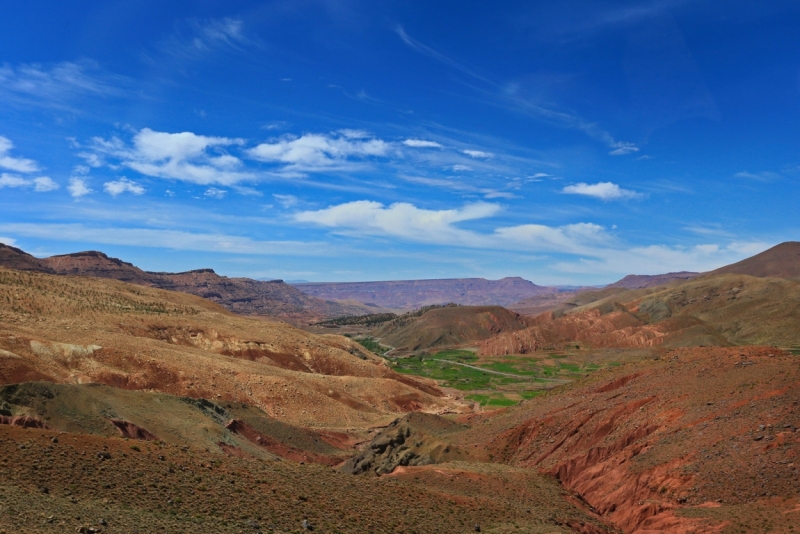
left=109, top=419, right=157, bottom=441
left=0, top=415, right=48, bottom=429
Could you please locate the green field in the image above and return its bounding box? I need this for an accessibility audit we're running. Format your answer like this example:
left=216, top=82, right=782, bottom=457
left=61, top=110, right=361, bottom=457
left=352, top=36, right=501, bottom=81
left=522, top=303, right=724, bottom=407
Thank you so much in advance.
left=385, top=348, right=614, bottom=408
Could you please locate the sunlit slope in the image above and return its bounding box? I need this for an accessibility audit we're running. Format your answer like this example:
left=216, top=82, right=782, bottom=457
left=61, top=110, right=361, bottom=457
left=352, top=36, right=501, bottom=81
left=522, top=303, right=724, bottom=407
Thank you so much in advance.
left=479, top=273, right=800, bottom=354
left=0, top=266, right=461, bottom=430
left=372, top=305, right=531, bottom=354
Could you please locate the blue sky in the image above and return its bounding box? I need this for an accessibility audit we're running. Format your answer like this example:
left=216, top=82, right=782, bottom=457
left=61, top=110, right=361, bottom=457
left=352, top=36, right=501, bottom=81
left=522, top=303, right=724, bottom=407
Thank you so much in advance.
left=0, top=1, right=798, bottom=285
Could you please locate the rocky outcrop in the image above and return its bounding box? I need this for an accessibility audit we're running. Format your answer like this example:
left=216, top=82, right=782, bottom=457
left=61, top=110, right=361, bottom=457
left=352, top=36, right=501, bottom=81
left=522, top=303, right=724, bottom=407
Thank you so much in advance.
left=341, top=412, right=476, bottom=476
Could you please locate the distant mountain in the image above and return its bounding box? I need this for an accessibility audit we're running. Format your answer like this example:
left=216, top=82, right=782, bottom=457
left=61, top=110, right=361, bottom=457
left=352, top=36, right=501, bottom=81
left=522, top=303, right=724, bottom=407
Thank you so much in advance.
left=707, top=241, right=800, bottom=279
left=0, top=245, right=376, bottom=323
left=293, top=277, right=552, bottom=309
left=605, top=271, right=701, bottom=289
left=373, top=305, right=531, bottom=354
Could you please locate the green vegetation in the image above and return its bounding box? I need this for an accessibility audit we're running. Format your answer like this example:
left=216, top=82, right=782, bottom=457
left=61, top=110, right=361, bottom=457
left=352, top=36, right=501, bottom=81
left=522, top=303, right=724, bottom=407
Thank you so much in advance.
left=466, top=394, right=517, bottom=407
left=353, top=336, right=391, bottom=356
left=313, top=313, right=397, bottom=327
left=387, top=348, right=616, bottom=408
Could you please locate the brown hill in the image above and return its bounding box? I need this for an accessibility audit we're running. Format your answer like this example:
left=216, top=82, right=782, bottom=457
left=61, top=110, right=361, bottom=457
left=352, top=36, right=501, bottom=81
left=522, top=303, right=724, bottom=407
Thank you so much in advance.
left=0, top=265, right=461, bottom=433
left=0, top=245, right=375, bottom=323
left=478, top=273, right=800, bottom=354
left=372, top=305, right=531, bottom=354
left=708, top=241, right=800, bottom=279
left=605, top=271, right=700, bottom=289
left=294, top=276, right=553, bottom=309
left=0, top=243, right=55, bottom=273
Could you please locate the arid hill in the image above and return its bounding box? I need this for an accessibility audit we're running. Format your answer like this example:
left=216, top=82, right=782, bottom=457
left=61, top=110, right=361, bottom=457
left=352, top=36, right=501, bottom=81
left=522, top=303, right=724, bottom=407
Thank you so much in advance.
left=0, top=265, right=460, bottom=434
left=605, top=271, right=701, bottom=289
left=355, top=345, right=799, bottom=533
left=479, top=273, right=800, bottom=355
left=0, top=245, right=376, bottom=323
left=707, top=241, right=800, bottom=279
left=294, top=276, right=554, bottom=309
left=0, top=243, right=55, bottom=273
left=372, top=305, right=531, bottom=354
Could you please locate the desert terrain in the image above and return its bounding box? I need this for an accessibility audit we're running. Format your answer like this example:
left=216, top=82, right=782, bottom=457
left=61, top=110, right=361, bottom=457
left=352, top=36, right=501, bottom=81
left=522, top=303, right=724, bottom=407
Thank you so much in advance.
left=0, top=242, right=798, bottom=533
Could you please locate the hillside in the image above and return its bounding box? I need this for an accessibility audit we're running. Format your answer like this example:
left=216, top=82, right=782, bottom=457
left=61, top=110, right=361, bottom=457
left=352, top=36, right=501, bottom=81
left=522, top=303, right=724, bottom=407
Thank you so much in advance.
left=605, top=271, right=700, bottom=289
left=708, top=241, right=800, bottom=279
left=0, top=265, right=458, bottom=433
left=0, top=245, right=376, bottom=323
left=294, top=276, right=554, bottom=309
left=478, top=273, right=800, bottom=354
left=372, top=305, right=531, bottom=354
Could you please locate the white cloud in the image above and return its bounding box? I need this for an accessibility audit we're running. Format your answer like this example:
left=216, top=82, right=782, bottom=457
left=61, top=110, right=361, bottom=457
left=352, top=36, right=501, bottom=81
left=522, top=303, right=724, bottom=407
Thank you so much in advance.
left=68, top=177, right=92, bottom=198
left=0, top=223, right=329, bottom=256
left=403, top=139, right=443, bottom=148
left=463, top=149, right=494, bottom=158
left=85, top=128, right=254, bottom=185
left=104, top=177, right=145, bottom=196
left=562, top=181, right=641, bottom=200
left=273, top=193, right=299, bottom=208
left=495, top=222, right=609, bottom=254
left=33, top=177, right=59, bottom=192
left=0, top=136, right=39, bottom=172
left=608, top=143, right=639, bottom=156
left=338, top=129, right=371, bottom=139
left=451, top=164, right=472, bottom=171
left=0, top=174, right=28, bottom=188
left=295, top=200, right=501, bottom=246
left=555, top=241, right=772, bottom=277
left=248, top=133, right=389, bottom=172
left=0, top=236, right=16, bottom=246
left=204, top=187, right=227, bottom=199
left=0, top=173, right=58, bottom=192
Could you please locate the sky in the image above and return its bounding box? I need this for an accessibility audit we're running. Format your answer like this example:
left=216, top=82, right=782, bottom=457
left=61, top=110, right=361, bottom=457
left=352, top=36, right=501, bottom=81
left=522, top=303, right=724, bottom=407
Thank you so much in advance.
left=0, top=1, right=798, bottom=285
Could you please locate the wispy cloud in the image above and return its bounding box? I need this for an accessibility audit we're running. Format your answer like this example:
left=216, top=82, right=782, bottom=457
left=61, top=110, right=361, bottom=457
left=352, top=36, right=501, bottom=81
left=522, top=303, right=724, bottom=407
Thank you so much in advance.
left=395, top=26, right=639, bottom=155
left=403, top=139, right=443, bottom=148
left=0, top=60, right=125, bottom=108
left=463, top=149, right=494, bottom=158
left=562, top=181, right=641, bottom=200
left=0, top=173, right=58, bottom=192
left=104, top=177, right=145, bottom=196
left=0, top=223, right=330, bottom=256
left=734, top=170, right=781, bottom=182
left=156, top=18, right=251, bottom=60
left=273, top=193, right=299, bottom=208
left=0, top=136, right=39, bottom=172
left=248, top=132, right=389, bottom=173
left=204, top=187, right=227, bottom=199
left=400, top=175, right=517, bottom=200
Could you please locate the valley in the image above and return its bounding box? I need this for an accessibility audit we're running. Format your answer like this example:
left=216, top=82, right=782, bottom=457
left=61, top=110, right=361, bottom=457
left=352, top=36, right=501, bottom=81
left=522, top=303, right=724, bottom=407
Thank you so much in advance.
left=0, top=242, right=799, bottom=533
